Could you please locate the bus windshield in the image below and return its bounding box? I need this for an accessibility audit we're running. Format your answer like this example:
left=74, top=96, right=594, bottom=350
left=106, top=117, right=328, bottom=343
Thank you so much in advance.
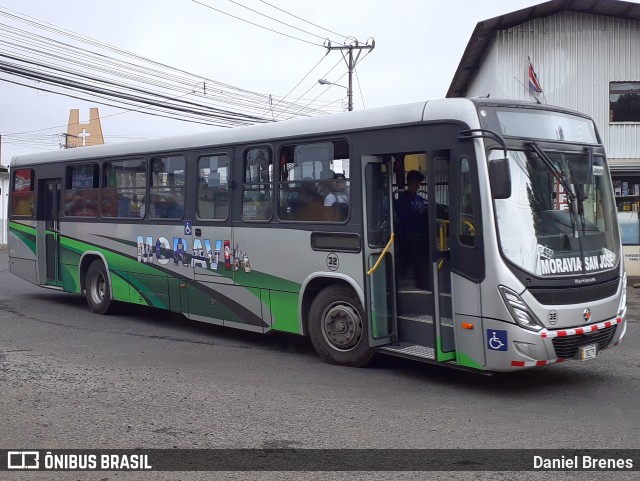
left=491, top=147, right=620, bottom=277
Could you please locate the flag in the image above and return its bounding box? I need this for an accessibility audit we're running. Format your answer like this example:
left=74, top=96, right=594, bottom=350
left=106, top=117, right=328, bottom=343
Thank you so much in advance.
left=528, top=60, right=543, bottom=94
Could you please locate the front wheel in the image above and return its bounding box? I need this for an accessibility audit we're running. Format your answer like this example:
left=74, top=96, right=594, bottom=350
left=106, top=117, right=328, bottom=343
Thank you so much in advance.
left=308, top=286, right=374, bottom=367
left=85, top=260, right=113, bottom=315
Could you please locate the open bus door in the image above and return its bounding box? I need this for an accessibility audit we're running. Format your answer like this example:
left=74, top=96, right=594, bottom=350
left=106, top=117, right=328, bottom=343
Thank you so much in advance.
left=38, top=178, right=63, bottom=287
left=361, top=156, right=397, bottom=347
left=376, top=151, right=454, bottom=363
left=364, top=141, right=471, bottom=366
left=427, top=153, right=456, bottom=363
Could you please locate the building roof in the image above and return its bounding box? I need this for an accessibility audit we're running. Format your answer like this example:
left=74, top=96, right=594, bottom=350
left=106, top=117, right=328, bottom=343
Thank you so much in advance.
left=447, top=0, right=640, bottom=98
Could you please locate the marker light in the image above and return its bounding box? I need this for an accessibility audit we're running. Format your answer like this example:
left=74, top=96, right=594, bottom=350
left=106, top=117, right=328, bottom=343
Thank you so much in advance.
left=498, top=286, right=544, bottom=332
left=461, top=322, right=474, bottom=330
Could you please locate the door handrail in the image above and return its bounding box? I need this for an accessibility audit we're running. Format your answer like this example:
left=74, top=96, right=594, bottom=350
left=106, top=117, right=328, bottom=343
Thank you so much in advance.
left=366, top=232, right=394, bottom=276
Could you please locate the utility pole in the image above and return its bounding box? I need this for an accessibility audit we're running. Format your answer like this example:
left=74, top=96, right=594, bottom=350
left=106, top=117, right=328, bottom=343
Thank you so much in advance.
left=324, top=39, right=375, bottom=111
left=60, top=133, right=78, bottom=149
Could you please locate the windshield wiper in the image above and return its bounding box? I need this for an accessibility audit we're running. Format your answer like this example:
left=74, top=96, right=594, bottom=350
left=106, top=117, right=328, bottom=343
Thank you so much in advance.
left=528, top=142, right=575, bottom=203
left=527, top=142, right=580, bottom=238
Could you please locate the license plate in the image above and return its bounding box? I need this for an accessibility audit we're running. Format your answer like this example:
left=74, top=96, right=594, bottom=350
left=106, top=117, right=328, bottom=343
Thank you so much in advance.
left=579, top=343, right=598, bottom=361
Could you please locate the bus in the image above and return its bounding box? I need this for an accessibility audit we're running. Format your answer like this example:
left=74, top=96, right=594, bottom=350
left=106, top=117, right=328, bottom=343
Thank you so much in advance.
left=7, top=98, right=627, bottom=372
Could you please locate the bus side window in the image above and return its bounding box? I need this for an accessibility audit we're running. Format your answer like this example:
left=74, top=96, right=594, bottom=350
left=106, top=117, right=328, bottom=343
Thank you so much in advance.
left=459, top=156, right=477, bottom=247
left=277, top=141, right=350, bottom=222
left=102, top=159, right=146, bottom=218
left=10, top=169, right=35, bottom=217
left=64, top=163, right=99, bottom=217
left=150, top=155, right=186, bottom=219
left=242, top=147, right=272, bottom=221
left=197, top=154, right=230, bottom=220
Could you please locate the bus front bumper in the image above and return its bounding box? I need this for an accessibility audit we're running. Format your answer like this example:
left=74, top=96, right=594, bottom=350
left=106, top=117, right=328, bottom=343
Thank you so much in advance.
left=483, top=313, right=626, bottom=371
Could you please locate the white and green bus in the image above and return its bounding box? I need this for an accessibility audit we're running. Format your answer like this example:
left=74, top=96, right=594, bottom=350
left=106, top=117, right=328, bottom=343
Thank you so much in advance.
left=8, top=98, right=627, bottom=372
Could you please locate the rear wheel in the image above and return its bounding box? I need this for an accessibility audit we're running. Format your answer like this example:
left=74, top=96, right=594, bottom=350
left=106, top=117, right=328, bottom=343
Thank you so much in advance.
left=85, top=260, right=113, bottom=315
left=308, top=286, right=374, bottom=367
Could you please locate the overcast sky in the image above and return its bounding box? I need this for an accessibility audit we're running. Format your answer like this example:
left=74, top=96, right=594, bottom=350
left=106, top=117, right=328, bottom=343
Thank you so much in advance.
left=0, top=0, right=597, bottom=164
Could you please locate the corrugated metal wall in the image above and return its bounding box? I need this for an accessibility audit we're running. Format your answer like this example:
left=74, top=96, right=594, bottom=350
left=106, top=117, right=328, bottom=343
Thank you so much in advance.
left=467, top=11, right=640, bottom=160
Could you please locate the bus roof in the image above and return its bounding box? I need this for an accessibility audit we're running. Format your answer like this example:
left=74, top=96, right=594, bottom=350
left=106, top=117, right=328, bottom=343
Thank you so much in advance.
left=10, top=98, right=580, bottom=167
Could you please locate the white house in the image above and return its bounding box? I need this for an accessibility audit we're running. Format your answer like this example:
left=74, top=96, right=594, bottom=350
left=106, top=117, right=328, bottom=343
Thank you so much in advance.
left=447, top=0, right=640, bottom=273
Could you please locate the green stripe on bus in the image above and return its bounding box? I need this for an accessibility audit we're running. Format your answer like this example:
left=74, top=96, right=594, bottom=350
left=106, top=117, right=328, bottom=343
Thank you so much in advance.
left=456, top=351, right=484, bottom=370
left=8, top=221, right=37, bottom=254
left=58, top=234, right=298, bottom=329
left=268, top=290, right=300, bottom=334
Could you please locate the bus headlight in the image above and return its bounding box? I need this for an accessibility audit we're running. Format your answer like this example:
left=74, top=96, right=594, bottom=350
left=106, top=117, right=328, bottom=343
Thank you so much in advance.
left=618, top=273, right=627, bottom=317
left=498, top=286, right=544, bottom=332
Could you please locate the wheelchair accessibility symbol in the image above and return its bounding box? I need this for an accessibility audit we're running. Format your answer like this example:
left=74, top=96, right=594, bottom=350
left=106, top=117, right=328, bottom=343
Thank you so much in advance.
left=487, top=329, right=508, bottom=351
left=184, top=221, right=192, bottom=236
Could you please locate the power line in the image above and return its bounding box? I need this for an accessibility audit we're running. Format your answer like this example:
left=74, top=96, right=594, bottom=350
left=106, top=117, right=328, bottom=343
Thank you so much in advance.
left=0, top=2, right=366, bottom=154
left=0, top=25, right=331, bottom=116
left=191, top=0, right=323, bottom=47
left=258, top=0, right=354, bottom=44
left=261, top=53, right=331, bottom=118
left=0, top=6, right=335, bottom=125
left=274, top=57, right=346, bottom=120
left=295, top=70, right=351, bottom=117
left=354, top=64, right=365, bottom=109
left=227, top=0, right=343, bottom=45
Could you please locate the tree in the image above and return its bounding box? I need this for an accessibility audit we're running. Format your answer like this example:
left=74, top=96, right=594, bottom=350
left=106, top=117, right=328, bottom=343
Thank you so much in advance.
left=611, top=92, right=640, bottom=122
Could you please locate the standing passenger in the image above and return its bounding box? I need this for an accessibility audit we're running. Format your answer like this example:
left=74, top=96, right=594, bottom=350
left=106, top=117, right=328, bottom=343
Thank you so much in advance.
left=396, top=170, right=430, bottom=289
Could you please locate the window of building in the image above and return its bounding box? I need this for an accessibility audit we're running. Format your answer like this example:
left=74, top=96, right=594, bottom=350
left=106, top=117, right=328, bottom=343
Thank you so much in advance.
left=242, top=147, right=272, bottom=221
left=64, top=163, right=99, bottom=217
left=149, top=155, right=185, bottom=219
left=278, top=140, right=350, bottom=222
left=102, top=159, right=146, bottom=218
left=610, top=82, right=640, bottom=122
left=197, top=154, right=230, bottom=220
left=612, top=174, right=640, bottom=245
left=10, top=169, right=35, bottom=217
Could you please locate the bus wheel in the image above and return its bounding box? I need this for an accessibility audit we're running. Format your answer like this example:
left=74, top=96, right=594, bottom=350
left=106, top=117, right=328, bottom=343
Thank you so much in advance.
left=308, top=286, right=374, bottom=367
left=85, top=260, right=113, bottom=315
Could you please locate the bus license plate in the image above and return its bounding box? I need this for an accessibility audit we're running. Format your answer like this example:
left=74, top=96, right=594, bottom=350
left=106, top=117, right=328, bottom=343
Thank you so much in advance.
left=579, top=344, right=597, bottom=361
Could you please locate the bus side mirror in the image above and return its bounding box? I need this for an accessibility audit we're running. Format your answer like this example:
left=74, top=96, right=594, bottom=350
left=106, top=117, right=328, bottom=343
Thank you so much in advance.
left=489, top=157, right=511, bottom=199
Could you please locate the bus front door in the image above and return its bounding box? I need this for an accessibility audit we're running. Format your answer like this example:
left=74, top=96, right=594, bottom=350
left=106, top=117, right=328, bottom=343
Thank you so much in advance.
left=39, top=178, right=63, bottom=287
left=427, top=154, right=456, bottom=362
left=362, top=156, right=396, bottom=347
left=380, top=149, right=455, bottom=364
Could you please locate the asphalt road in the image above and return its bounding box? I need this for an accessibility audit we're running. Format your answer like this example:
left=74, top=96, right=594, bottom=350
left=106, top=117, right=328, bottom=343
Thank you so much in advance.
left=1, top=248, right=639, bottom=480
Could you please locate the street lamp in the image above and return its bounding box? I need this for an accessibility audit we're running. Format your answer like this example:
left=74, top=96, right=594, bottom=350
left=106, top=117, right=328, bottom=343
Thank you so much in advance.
left=318, top=79, right=352, bottom=111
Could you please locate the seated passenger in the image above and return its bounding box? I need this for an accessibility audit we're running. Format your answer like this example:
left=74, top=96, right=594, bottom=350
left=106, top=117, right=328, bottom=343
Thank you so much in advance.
left=294, top=181, right=325, bottom=221
left=324, top=173, right=349, bottom=220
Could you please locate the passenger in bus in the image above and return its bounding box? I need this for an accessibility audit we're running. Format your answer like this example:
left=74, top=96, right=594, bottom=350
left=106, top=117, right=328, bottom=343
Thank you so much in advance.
left=64, top=191, right=83, bottom=216
left=146, top=194, right=184, bottom=218
left=294, top=180, right=325, bottom=221
left=324, top=172, right=349, bottom=220
left=101, top=188, right=118, bottom=217
left=395, top=170, right=430, bottom=289
left=64, top=190, right=98, bottom=217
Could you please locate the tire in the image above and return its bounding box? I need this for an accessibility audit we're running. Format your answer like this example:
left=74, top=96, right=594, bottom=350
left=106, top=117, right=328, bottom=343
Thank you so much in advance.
left=308, top=286, right=374, bottom=367
left=85, top=260, right=113, bottom=315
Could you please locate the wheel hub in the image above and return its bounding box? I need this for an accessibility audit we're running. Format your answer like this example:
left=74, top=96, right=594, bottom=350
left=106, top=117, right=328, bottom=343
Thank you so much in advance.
left=91, top=274, right=105, bottom=304
left=322, top=304, right=362, bottom=351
